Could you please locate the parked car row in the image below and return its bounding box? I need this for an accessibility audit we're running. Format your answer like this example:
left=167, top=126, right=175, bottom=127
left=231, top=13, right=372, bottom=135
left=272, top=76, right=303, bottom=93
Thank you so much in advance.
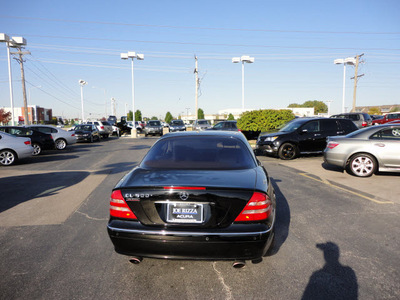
left=0, top=122, right=120, bottom=166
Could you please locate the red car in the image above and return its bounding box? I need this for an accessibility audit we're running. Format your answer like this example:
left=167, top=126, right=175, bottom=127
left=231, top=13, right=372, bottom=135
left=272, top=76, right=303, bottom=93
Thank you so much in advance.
left=372, top=113, right=400, bottom=125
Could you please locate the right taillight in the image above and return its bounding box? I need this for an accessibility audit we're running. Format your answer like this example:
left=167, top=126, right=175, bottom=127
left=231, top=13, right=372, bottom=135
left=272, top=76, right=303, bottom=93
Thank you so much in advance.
left=235, top=192, right=272, bottom=222
left=110, top=190, right=137, bottom=220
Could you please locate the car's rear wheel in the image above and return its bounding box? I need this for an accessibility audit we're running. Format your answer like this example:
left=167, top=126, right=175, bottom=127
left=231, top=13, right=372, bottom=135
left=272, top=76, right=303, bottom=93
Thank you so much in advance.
left=32, top=143, right=42, bottom=155
left=348, top=153, right=377, bottom=177
left=0, top=150, right=16, bottom=166
left=55, top=138, right=67, bottom=150
left=278, top=143, right=298, bottom=160
left=90, top=136, right=94, bottom=143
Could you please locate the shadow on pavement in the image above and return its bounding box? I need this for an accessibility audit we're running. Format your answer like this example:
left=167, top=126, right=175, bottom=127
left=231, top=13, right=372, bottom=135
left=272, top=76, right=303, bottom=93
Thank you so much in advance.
left=94, top=162, right=138, bottom=175
left=302, top=242, right=358, bottom=300
left=269, top=177, right=290, bottom=255
left=0, top=171, right=90, bottom=213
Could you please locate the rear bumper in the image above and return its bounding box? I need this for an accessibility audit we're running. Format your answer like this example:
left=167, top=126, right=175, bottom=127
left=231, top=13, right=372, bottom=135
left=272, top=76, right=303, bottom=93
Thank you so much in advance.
left=107, top=220, right=274, bottom=260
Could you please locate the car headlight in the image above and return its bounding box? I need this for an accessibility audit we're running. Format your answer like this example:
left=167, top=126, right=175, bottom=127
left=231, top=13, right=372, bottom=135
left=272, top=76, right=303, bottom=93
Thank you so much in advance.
left=259, top=136, right=278, bottom=142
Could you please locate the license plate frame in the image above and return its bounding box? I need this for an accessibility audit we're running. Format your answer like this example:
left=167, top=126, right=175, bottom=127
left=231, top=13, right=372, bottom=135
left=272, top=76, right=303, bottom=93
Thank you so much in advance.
left=166, top=202, right=204, bottom=223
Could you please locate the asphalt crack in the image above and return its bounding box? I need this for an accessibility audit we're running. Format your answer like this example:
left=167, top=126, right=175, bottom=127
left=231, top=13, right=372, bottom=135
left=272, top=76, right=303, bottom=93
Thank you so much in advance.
left=212, top=262, right=234, bottom=300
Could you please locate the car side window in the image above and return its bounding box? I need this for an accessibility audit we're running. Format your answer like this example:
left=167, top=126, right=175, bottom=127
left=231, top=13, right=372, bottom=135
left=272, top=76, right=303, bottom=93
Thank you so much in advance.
left=302, top=121, right=320, bottom=133
left=320, top=119, right=338, bottom=132
left=214, top=123, right=224, bottom=129
left=370, top=128, right=400, bottom=140
left=37, top=127, right=51, bottom=134
left=51, top=128, right=57, bottom=133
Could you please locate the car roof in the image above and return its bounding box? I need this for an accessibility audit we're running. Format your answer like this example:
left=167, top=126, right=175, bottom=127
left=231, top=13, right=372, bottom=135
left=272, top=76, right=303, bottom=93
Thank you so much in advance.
left=161, top=130, right=248, bottom=142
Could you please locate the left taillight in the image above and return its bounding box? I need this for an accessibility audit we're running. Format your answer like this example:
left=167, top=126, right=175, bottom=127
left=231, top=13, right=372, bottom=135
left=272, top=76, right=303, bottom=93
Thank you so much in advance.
left=326, top=142, right=339, bottom=149
left=235, top=192, right=272, bottom=222
left=24, top=140, right=31, bottom=145
left=110, top=190, right=137, bottom=220
left=362, top=121, right=367, bottom=127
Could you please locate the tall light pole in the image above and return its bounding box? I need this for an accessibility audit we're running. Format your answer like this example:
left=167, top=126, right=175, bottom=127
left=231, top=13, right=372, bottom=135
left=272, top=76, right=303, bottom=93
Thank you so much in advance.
left=121, top=51, right=144, bottom=138
left=1, top=34, right=27, bottom=125
left=334, top=57, right=356, bottom=113
left=232, top=55, right=254, bottom=110
left=79, top=79, right=88, bottom=123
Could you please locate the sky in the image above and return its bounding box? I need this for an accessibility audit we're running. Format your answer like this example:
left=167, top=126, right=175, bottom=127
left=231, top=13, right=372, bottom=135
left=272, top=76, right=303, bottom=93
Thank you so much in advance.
left=1, top=0, right=399, bottom=120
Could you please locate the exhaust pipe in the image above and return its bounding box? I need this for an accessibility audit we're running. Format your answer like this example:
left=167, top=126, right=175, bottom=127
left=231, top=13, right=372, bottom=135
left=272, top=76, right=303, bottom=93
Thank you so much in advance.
left=232, top=260, right=246, bottom=269
left=129, top=256, right=143, bottom=264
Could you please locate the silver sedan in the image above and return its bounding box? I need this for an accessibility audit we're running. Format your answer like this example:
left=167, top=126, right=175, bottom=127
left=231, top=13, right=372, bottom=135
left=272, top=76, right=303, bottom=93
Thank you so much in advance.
left=324, top=124, right=400, bottom=177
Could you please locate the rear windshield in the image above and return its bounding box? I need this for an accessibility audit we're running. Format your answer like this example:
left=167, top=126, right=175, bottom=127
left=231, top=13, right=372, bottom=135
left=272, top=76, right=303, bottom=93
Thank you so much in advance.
left=148, top=121, right=161, bottom=126
left=197, top=120, right=209, bottom=125
left=141, top=136, right=256, bottom=170
left=171, top=120, right=184, bottom=125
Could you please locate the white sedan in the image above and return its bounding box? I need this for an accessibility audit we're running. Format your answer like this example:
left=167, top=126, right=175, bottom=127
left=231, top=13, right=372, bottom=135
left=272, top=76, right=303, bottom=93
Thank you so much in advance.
left=0, top=131, right=33, bottom=166
left=24, top=125, right=77, bottom=150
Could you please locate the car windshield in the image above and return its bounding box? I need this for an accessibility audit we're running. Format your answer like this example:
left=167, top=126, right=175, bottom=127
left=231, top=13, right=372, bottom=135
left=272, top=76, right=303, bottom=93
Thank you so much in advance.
left=171, top=120, right=184, bottom=125
left=141, top=136, right=256, bottom=170
left=75, top=125, right=93, bottom=131
left=198, top=120, right=209, bottom=125
left=148, top=121, right=161, bottom=126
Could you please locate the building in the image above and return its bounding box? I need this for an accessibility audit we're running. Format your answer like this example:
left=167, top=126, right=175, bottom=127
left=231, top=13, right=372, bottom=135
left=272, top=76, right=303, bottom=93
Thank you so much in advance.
left=2, top=105, right=52, bottom=125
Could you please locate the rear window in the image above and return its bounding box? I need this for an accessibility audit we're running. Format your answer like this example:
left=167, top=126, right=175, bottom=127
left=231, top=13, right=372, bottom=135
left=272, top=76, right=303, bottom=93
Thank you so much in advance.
left=141, top=136, right=256, bottom=170
left=171, top=120, right=184, bottom=125
left=148, top=121, right=161, bottom=126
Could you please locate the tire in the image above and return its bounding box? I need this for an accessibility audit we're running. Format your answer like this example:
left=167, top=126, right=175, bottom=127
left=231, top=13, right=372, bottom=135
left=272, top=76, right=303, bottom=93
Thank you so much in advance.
left=348, top=153, right=377, bottom=177
left=90, top=136, right=94, bottom=143
left=32, top=143, right=42, bottom=155
left=55, top=138, right=67, bottom=150
left=278, top=143, right=298, bottom=160
left=0, top=149, right=16, bottom=166
left=96, top=135, right=101, bottom=142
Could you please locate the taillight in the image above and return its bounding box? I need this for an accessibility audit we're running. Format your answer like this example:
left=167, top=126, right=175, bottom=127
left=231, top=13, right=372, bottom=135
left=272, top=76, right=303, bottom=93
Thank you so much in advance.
left=362, top=121, right=367, bottom=127
left=71, top=133, right=75, bottom=137
left=110, top=190, right=137, bottom=219
left=327, top=142, right=339, bottom=149
left=101, top=126, right=104, bottom=129
left=24, top=141, right=31, bottom=145
left=235, top=192, right=272, bottom=222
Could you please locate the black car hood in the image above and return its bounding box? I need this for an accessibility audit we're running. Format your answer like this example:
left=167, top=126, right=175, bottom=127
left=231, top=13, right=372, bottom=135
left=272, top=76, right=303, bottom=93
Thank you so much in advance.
left=260, top=130, right=290, bottom=137
left=117, top=168, right=258, bottom=190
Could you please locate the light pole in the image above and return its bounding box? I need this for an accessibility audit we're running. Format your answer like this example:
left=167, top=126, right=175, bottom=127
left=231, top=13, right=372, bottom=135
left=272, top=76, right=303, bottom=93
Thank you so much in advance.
left=121, top=51, right=144, bottom=138
left=79, top=79, right=88, bottom=123
left=232, top=55, right=254, bottom=110
left=334, top=57, right=356, bottom=113
left=1, top=34, right=27, bottom=125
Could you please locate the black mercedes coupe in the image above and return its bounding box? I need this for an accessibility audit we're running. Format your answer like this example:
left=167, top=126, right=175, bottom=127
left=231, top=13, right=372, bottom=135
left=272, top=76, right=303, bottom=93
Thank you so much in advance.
left=107, top=131, right=276, bottom=267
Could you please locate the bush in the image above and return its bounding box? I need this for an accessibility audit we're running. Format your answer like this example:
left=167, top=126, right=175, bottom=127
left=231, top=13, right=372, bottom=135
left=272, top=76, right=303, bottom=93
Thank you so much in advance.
left=237, top=109, right=295, bottom=132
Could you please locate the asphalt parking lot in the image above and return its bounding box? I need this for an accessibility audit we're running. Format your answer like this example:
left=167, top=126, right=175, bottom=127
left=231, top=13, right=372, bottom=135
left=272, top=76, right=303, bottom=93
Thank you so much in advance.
left=257, top=154, right=399, bottom=205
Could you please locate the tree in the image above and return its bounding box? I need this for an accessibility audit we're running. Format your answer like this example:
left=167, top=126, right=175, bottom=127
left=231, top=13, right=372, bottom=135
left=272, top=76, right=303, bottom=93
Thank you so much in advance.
left=127, top=110, right=133, bottom=121
left=227, top=113, right=235, bottom=120
left=368, top=107, right=381, bottom=115
left=390, top=106, right=400, bottom=112
left=198, top=108, right=205, bottom=119
left=165, top=112, right=173, bottom=123
left=135, top=110, right=142, bottom=121
left=151, top=116, right=158, bottom=120
left=0, top=108, right=11, bottom=125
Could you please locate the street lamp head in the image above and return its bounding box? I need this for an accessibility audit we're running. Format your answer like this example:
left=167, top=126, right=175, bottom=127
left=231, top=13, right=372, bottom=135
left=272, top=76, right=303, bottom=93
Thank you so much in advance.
left=136, top=53, right=144, bottom=60
left=232, top=57, right=240, bottom=63
left=241, top=56, right=254, bottom=63
left=334, top=59, right=345, bottom=65
left=10, top=37, right=27, bottom=47
left=0, top=33, right=10, bottom=42
left=79, top=79, right=88, bottom=86
left=121, top=53, right=129, bottom=60
left=127, top=51, right=137, bottom=58
left=344, top=57, right=356, bottom=65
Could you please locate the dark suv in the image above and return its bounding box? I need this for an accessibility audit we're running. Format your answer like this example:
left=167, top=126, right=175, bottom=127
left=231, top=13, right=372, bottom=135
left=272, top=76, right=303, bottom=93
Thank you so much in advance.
left=330, top=112, right=372, bottom=128
left=256, top=117, right=358, bottom=159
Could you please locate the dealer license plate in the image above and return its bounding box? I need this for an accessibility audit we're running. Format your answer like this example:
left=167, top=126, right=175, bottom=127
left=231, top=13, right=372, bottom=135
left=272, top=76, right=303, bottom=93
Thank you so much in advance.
left=167, top=203, right=203, bottom=223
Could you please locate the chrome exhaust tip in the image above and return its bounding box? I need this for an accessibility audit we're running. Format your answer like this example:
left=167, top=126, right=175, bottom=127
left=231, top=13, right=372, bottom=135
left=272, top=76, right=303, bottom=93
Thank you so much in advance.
left=232, top=260, right=246, bottom=269
left=129, top=257, right=143, bottom=264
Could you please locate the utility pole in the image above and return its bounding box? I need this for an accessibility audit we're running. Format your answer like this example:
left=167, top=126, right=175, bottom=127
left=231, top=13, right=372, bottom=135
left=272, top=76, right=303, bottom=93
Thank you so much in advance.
left=194, top=55, right=199, bottom=120
left=351, top=53, right=364, bottom=112
left=12, top=49, right=30, bottom=125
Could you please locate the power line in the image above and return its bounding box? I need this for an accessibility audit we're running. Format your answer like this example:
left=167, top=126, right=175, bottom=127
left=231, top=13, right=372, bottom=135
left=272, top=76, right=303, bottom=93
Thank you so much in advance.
left=3, top=15, right=400, bottom=35
left=12, top=34, right=400, bottom=52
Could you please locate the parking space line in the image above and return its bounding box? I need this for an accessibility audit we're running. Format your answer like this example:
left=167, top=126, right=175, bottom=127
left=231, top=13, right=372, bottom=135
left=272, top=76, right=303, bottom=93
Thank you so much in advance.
left=299, top=172, right=394, bottom=205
